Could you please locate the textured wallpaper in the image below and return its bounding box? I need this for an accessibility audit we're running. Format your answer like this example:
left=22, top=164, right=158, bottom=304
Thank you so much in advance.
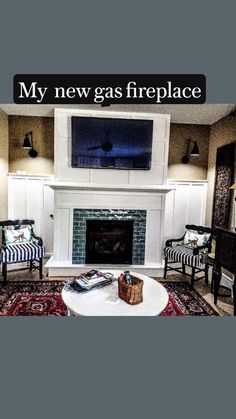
left=9, top=115, right=54, bottom=174
left=168, top=123, right=210, bottom=180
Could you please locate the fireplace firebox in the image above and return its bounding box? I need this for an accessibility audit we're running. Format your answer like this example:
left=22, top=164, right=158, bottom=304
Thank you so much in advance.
left=86, top=220, right=133, bottom=264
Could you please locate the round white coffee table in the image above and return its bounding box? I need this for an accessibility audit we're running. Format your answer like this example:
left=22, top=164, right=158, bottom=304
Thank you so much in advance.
left=62, top=270, right=169, bottom=316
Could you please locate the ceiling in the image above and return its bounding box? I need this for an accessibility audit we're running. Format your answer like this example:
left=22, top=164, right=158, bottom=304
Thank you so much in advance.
left=0, top=104, right=235, bottom=125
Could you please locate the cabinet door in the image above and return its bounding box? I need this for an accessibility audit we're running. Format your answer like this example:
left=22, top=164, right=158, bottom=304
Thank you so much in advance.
left=173, top=183, right=190, bottom=238
left=188, top=183, right=207, bottom=226
left=8, top=176, right=53, bottom=253
left=43, top=185, right=54, bottom=255
left=8, top=177, right=27, bottom=219
left=26, top=178, right=43, bottom=237
left=165, top=182, right=208, bottom=242
left=163, top=189, right=175, bottom=244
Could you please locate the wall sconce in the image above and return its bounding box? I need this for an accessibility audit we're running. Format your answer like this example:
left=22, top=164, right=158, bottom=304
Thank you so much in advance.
left=181, top=139, right=200, bottom=164
left=22, top=131, right=38, bottom=158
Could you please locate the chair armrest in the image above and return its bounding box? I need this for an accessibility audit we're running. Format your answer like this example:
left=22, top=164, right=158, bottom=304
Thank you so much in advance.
left=192, top=245, right=209, bottom=255
left=166, top=236, right=185, bottom=247
left=31, top=231, right=43, bottom=246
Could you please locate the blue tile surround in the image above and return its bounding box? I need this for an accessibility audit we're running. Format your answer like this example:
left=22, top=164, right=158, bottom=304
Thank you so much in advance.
left=72, top=209, right=146, bottom=264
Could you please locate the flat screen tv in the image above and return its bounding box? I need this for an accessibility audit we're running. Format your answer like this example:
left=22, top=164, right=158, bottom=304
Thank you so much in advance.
left=71, top=116, right=153, bottom=169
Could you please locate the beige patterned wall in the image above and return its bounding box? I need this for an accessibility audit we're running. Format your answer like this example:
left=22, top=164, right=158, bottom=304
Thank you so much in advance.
left=168, top=123, right=210, bottom=180
left=0, top=109, right=9, bottom=219
left=205, top=114, right=236, bottom=227
left=8, top=117, right=210, bottom=181
left=9, top=116, right=54, bottom=174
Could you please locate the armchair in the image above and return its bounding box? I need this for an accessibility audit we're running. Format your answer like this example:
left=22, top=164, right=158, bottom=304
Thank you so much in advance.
left=0, top=219, right=44, bottom=284
left=164, top=224, right=215, bottom=290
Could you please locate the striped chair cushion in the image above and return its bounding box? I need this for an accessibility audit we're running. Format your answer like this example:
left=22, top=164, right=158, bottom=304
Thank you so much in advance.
left=1, top=242, right=44, bottom=263
left=164, top=245, right=208, bottom=267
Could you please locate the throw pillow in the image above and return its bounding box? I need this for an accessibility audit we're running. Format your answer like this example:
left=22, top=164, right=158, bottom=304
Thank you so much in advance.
left=183, top=230, right=210, bottom=248
left=4, top=226, right=32, bottom=245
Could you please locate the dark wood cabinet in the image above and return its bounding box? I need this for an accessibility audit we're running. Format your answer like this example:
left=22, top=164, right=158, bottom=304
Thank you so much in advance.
left=213, top=227, right=236, bottom=315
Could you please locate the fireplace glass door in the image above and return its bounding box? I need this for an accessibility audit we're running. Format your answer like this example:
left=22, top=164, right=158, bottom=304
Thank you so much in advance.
left=86, top=220, right=133, bottom=264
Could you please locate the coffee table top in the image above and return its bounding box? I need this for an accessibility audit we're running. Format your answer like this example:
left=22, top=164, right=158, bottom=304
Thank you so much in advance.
left=62, top=270, right=169, bottom=316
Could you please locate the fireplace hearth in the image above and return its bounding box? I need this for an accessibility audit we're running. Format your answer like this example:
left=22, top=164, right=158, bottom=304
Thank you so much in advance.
left=86, top=220, right=133, bottom=264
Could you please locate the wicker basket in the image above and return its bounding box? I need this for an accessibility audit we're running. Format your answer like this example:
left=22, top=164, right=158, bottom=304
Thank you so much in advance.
left=118, top=273, right=144, bottom=305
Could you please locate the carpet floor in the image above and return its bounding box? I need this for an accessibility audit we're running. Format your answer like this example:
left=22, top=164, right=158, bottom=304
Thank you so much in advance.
left=0, top=280, right=218, bottom=316
left=159, top=281, right=218, bottom=316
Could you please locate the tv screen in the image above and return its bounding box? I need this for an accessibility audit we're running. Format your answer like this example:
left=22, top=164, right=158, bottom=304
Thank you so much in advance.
left=71, top=116, right=153, bottom=169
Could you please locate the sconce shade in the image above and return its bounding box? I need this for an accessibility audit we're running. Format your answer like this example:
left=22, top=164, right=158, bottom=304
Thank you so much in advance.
left=230, top=182, right=236, bottom=189
left=181, top=139, right=199, bottom=164
left=190, top=142, right=200, bottom=156
left=23, top=134, right=32, bottom=149
left=22, top=131, right=38, bottom=158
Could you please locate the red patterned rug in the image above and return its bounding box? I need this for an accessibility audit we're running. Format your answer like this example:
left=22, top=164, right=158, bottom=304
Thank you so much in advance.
left=0, top=282, right=66, bottom=316
left=160, top=282, right=218, bottom=316
left=0, top=281, right=218, bottom=316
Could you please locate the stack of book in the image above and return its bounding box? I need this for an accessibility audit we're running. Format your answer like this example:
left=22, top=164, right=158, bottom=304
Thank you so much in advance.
left=64, top=270, right=116, bottom=293
left=76, top=270, right=115, bottom=290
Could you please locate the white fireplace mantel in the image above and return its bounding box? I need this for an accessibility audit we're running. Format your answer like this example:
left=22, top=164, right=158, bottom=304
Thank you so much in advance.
left=45, top=183, right=173, bottom=277
left=46, top=181, right=175, bottom=193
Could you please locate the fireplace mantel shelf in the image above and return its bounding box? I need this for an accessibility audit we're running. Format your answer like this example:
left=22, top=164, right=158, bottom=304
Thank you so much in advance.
left=46, top=181, right=175, bottom=193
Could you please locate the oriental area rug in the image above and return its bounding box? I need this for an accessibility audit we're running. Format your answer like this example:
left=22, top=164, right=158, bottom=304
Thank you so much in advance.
left=0, top=281, right=218, bottom=316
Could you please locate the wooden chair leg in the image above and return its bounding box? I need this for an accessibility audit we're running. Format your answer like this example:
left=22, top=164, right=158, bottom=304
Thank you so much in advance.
left=29, top=260, right=33, bottom=272
left=213, top=267, right=221, bottom=305
left=164, top=257, right=168, bottom=278
left=2, top=263, right=7, bottom=284
left=190, top=267, right=195, bottom=290
left=205, top=263, right=209, bottom=285
left=182, top=263, right=186, bottom=275
left=211, top=283, right=214, bottom=293
left=211, top=270, right=214, bottom=293
left=39, top=257, right=43, bottom=279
